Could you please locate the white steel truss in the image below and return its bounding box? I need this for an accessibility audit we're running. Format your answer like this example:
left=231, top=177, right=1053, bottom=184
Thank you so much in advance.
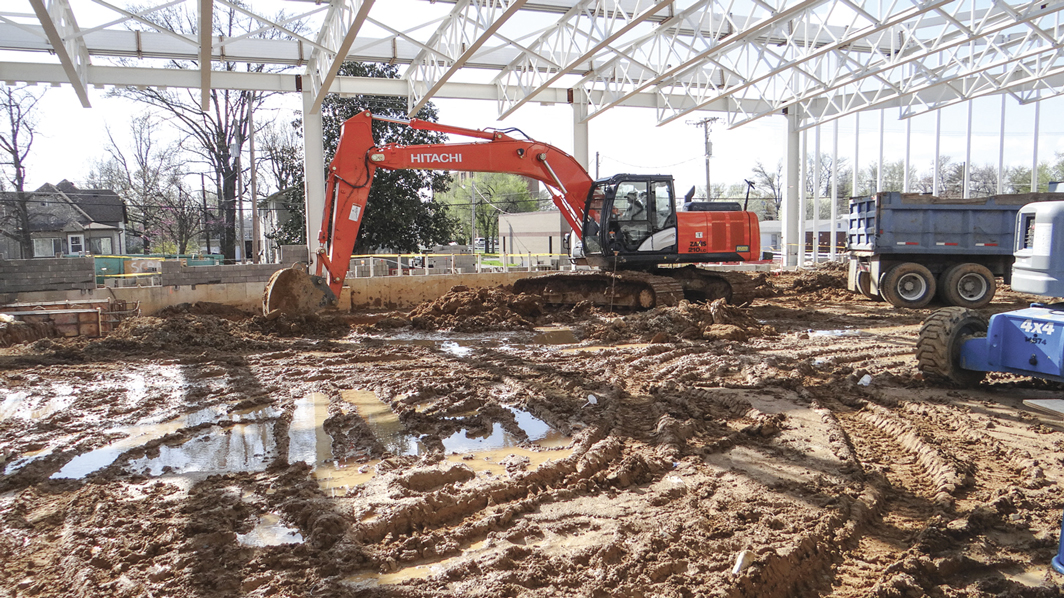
left=405, top=0, right=527, bottom=116
left=0, top=0, right=1061, bottom=128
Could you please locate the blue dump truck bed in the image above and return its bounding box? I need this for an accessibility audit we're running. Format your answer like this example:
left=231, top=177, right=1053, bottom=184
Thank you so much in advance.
left=847, top=192, right=1030, bottom=256
left=846, top=191, right=1062, bottom=309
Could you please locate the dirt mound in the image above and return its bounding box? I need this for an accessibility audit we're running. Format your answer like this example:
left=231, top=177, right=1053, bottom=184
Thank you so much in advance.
left=789, top=264, right=848, bottom=294
left=85, top=314, right=278, bottom=354
left=584, top=298, right=776, bottom=343
left=155, top=301, right=253, bottom=321
left=0, top=315, right=55, bottom=347
left=406, top=285, right=546, bottom=331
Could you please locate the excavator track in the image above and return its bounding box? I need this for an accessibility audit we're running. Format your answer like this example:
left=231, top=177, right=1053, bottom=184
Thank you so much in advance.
left=513, top=271, right=684, bottom=309
left=513, top=266, right=769, bottom=310
left=651, top=266, right=767, bottom=306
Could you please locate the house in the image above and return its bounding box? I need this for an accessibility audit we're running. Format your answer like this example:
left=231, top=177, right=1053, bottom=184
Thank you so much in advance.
left=0, top=180, right=127, bottom=259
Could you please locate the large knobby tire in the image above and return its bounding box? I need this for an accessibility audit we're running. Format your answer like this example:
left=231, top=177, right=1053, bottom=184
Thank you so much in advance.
left=938, top=263, right=995, bottom=309
left=881, top=262, right=936, bottom=308
left=917, top=307, right=988, bottom=386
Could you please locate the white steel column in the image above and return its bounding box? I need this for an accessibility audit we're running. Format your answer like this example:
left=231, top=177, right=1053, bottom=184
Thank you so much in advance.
left=904, top=117, right=911, bottom=192
left=933, top=111, right=941, bottom=196
left=1032, top=102, right=1041, bottom=192
left=877, top=110, right=884, bottom=192
left=303, top=91, right=326, bottom=262
left=813, top=124, right=820, bottom=263
left=964, top=100, right=972, bottom=198
left=799, top=128, right=807, bottom=266
left=572, top=90, right=589, bottom=170
left=250, top=95, right=260, bottom=263
left=785, top=108, right=801, bottom=267
left=998, top=95, right=1006, bottom=194
left=853, top=113, right=860, bottom=197
left=831, top=120, right=839, bottom=260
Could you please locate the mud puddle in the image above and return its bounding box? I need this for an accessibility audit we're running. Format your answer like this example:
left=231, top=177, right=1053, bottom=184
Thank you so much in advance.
left=354, top=326, right=583, bottom=355
left=51, top=404, right=280, bottom=480
left=237, top=513, right=305, bottom=547
left=300, top=390, right=572, bottom=495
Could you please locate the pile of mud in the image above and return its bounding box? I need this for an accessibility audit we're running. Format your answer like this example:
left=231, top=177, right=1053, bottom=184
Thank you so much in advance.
left=0, top=315, right=55, bottom=348
left=155, top=301, right=252, bottom=321
left=405, top=285, right=547, bottom=332
left=584, top=298, right=776, bottom=343
left=84, top=314, right=281, bottom=355
left=157, top=301, right=356, bottom=339
left=786, top=262, right=854, bottom=301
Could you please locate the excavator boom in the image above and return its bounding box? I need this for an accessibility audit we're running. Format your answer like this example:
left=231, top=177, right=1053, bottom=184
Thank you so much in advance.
left=317, top=110, right=592, bottom=298
left=264, top=110, right=593, bottom=315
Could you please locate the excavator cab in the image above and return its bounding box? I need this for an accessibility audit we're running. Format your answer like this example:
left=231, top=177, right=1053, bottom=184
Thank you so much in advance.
left=581, top=175, right=678, bottom=261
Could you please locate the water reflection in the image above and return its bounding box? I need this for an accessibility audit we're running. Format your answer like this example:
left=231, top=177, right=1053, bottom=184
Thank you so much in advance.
left=237, top=513, right=304, bottom=547
left=50, top=405, right=276, bottom=480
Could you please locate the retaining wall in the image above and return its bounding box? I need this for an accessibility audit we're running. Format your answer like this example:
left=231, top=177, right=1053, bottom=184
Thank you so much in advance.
left=0, top=257, right=95, bottom=297
left=1, top=271, right=547, bottom=315
left=160, top=260, right=286, bottom=287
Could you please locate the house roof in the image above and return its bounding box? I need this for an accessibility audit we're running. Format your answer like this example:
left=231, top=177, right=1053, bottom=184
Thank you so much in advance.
left=0, top=181, right=125, bottom=235
left=56, top=180, right=126, bottom=224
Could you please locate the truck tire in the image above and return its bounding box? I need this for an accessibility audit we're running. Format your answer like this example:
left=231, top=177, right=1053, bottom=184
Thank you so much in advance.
left=938, top=263, right=995, bottom=309
left=855, top=270, right=883, bottom=301
left=917, top=307, right=988, bottom=386
left=880, top=263, right=936, bottom=308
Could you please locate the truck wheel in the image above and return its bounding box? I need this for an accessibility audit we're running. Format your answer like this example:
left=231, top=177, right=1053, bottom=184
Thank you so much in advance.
left=880, top=263, right=936, bottom=308
left=855, top=270, right=882, bottom=301
left=917, top=307, right=988, bottom=386
left=938, top=263, right=995, bottom=309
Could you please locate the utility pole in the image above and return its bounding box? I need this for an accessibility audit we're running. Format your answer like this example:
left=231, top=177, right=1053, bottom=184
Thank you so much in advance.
left=687, top=117, right=720, bottom=199
left=595, top=151, right=600, bottom=179
left=200, top=173, right=210, bottom=255
left=470, top=180, right=476, bottom=250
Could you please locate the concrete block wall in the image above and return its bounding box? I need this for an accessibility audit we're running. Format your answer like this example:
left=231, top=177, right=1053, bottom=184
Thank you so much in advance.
left=0, top=257, right=96, bottom=294
left=279, top=245, right=308, bottom=265
left=161, top=260, right=286, bottom=287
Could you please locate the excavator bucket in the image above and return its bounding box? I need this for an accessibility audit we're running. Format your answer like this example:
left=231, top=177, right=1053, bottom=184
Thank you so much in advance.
left=262, top=263, right=337, bottom=317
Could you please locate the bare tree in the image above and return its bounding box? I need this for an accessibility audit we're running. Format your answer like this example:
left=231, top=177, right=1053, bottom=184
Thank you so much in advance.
left=112, top=3, right=294, bottom=260
left=259, top=118, right=306, bottom=246
left=0, top=86, right=45, bottom=259
left=88, top=113, right=204, bottom=253
left=750, top=160, right=784, bottom=219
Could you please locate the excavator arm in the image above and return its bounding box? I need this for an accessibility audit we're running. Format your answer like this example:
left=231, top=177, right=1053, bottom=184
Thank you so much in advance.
left=263, top=110, right=594, bottom=315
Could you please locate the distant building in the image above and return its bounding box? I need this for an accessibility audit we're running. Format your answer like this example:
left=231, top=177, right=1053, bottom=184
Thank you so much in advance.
left=498, top=210, right=571, bottom=259
left=0, top=180, right=127, bottom=259
left=757, top=218, right=848, bottom=256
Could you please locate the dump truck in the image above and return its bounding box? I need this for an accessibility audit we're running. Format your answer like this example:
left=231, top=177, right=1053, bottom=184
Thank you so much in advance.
left=846, top=191, right=1059, bottom=309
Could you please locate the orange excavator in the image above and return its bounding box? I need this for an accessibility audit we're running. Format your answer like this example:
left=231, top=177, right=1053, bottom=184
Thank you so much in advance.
left=263, top=110, right=762, bottom=315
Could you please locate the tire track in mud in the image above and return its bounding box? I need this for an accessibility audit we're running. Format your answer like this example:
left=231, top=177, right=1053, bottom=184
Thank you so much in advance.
left=821, top=405, right=952, bottom=597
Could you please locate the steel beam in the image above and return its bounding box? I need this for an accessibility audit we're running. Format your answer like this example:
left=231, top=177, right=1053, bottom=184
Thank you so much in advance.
left=199, top=0, right=212, bottom=110
left=306, top=0, right=375, bottom=112
left=405, top=0, right=527, bottom=116
left=494, top=0, right=676, bottom=120
left=28, top=0, right=90, bottom=107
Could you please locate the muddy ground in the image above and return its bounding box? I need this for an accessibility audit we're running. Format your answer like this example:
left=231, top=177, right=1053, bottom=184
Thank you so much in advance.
left=3, top=265, right=1064, bottom=597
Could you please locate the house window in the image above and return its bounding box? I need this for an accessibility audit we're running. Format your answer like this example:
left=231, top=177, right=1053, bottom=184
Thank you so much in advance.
left=33, top=238, right=61, bottom=258
left=68, top=234, right=84, bottom=254
left=90, top=237, right=113, bottom=255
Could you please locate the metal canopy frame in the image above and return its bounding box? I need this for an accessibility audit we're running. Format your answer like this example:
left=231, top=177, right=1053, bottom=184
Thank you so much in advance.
left=0, top=0, right=1060, bottom=129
